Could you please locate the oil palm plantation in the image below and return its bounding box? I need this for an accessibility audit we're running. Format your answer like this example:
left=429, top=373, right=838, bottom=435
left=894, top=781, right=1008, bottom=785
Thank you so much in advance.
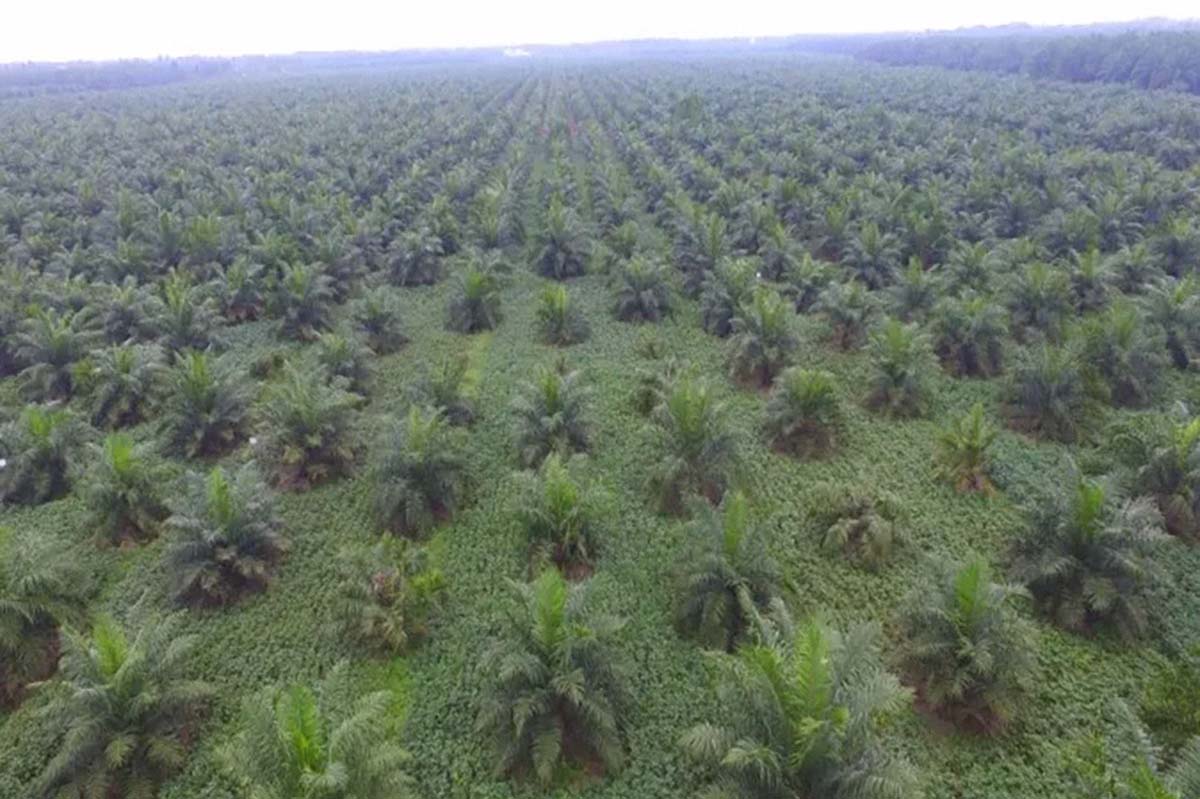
left=673, top=491, right=791, bottom=651
left=681, top=617, right=915, bottom=799
left=476, top=569, right=630, bottom=785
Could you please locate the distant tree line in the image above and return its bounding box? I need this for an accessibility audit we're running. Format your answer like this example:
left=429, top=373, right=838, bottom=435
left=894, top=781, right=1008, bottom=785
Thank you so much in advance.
left=0, top=58, right=234, bottom=97
left=860, top=31, right=1200, bottom=94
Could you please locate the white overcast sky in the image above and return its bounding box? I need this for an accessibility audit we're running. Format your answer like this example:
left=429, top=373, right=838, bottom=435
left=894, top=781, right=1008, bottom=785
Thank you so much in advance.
left=2, top=0, right=1197, bottom=63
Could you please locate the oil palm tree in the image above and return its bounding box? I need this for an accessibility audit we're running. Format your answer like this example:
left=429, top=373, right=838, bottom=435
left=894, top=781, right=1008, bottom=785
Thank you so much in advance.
left=700, top=258, right=757, bottom=338
left=256, top=363, right=359, bottom=490
left=1081, top=299, right=1164, bottom=408
left=274, top=262, right=336, bottom=341
left=865, top=318, right=938, bottom=418
left=531, top=195, right=590, bottom=280
left=15, top=306, right=98, bottom=401
left=1141, top=276, right=1200, bottom=370
left=0, top=533, right=90, bottom=707
left=159, top=350, right=250, bottom=458
left=673, top=491, right=790, bottom=652
left=815, top=279, right=879, bottom=351
left=1013, top=475, right=1166, bottom=640
left=511, top=366, right=590, bottom=468
left=446, top=263, right=502, bottom=333
left=813, top=483, right=905, bottom=571
left=534, top=283, right=589, bottom=346
left=223, top=665, right=415, bottom=799
left=930, top=293, right=1007, bottom=377
left=763, top=367, right=843, bottom=457
left=729, top=286, right=798, bottom=387
left=35, top=616, right=214, bottom=799
left=331, top=536, right=445, bottom=654
left=1003, top=343, right=1100, bottom=444
left=681, top=617, right=915, bottom=799
left=933, top=402, right=999, bottom=495
left=164, top=463, right=288, bottom=606
left=352, top=287, right=407, bottom=354
left=78, top=433, right=171, bottom=545
left=898, top=556, right=1037, bottom=730
left=371, top=406, right=465, bottom=536
left=88, top=343, right=165, bottom=429
left=0, top=405, right=87, bottom=506
left=612, top=256, right=673, bottom=323
left=515, top=453, right=601, bottom=578
left=476, top=569, right=629, bottom=785
left=647, top=376, right=738, bottom=514
left=1129, top=412, right=1200, bottom=538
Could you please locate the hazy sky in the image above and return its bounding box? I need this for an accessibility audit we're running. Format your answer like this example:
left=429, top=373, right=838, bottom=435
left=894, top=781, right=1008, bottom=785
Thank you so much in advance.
left=3, top=0, right=1197, bottom=63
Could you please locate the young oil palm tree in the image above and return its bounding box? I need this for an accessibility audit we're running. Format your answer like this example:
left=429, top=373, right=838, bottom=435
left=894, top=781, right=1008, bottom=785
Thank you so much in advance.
left=784, top=252, right=834, bottom=313
left=1006, top=262, right=1072, bottom=343
left=511, top=366, right=590, bottom=468
left=535, top=283, right=589, bottom=346
left=331, top=536, right=445, bottom=654
left=1129, top=412, right=1200, bottom=539
left=1071, top=699, right=1200, bottom=799
left=157, top=271, right=220, bottom=355
left=159, top=350, right=250, bottom=458
left=813, top=483, right=906, bottom=571
left=681, top=617, right=915, bottom=799
left=446, top=263, right=503, bottom=333
left=0, top=405, right=87, bottom=506
left=164, top=463, right=288, bottom=606
left=899, top=556, right=1037, bottom=731
left=612, top=256, right=673, bottom=323
left=700, top=258, right=757, bottom=338
left=729, top=286, right=798, bottom=388
left=316, top=329, right=374, bottom=396
left=865, top=318, right=938, bottom=418
left=371, top=406, right=465, bottom=536
left=763, top=367, right=844, bottom=457
left=98, top=278, right=161, bottom=344
left=1141, top=276, right=1200, bottom=370
left=274, top=262, right=336, bottom=342
left=210, top=257, right=266, bottom=322
left=412, top=354, right=477, bottom=426
left=352, top=287, right=407, bottom=355
left=815, top=279, right=879, bottom=351
left=88, top=343, right=166, bottom=429
left=1013, top=475, right=1166, bottom=640
left=223, top=665, right=415, bottom=799
left=888, top=256, right=941, bottom=321
left=15, top=306, right=98, bottom=401
left=1002, top=343, right=1100, bottom=444
left=35, top=616, right=213, bottom=799
left=846, top=220, right=902, bottom=288
left=0, top=533, right=90, bottom=707
left=930, top=293, right=1008, bottom=378
left=632, top=354, right=685, bottom=417
left=386, top=225, right=445, bottom=286
left=531, top=195, right=590, bottom=280
left=515, top=453, right=601, bottom=578
left=476, top=569, right=630, bottom=785
left=78, top=433, right=171, bottom=545
left=1081, top=299, right=1165, bottom=408
left=256, top=363, right=359, bottom=490
left=673, top=491, right=790, bottom=652
left=934, top=402, right=999, bottom=495
left=647, top=376, right=738, bottom=514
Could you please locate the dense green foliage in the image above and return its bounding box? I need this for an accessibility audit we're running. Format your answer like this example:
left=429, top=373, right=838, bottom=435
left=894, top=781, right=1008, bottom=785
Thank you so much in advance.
left=4, top=49, right=1200, bottom=799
